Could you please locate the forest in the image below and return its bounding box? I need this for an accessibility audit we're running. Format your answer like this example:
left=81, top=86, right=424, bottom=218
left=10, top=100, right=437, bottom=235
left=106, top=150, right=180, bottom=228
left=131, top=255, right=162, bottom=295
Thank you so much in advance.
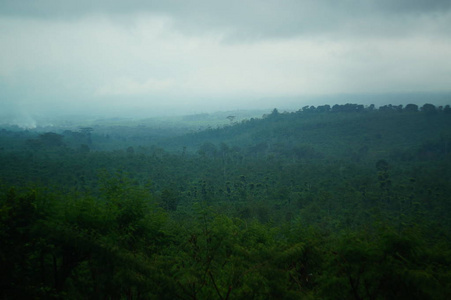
left=1, top=103, right=451, bottom=299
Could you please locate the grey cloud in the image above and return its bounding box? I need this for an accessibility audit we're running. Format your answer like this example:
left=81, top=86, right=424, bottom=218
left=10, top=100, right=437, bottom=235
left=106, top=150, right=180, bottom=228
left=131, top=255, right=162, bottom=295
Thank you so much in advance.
left=2, top=0, right=450, bottom=17
left=374, top=0, right=451, bottom=13
left=156, top=0, right=451, bottom=41
left=1, top=0, right=450, bottom=120
left=1, top=0, right=450, bottom=39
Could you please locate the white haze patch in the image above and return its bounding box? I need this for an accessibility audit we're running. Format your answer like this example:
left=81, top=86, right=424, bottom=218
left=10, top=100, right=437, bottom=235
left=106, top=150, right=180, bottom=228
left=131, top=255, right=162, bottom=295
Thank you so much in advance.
left=2, top=113, right=37, bottom=129
left=95, top=77, right=175, bottom=96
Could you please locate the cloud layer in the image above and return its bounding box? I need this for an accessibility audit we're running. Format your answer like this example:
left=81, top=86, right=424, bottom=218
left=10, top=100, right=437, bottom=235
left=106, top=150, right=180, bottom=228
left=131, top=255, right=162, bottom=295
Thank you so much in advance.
left=1, top=0, right=451, bottom=117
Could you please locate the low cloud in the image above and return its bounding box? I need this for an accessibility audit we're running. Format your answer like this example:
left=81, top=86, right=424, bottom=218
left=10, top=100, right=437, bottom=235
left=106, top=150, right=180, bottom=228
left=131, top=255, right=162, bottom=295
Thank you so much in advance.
left=0, top=1, right=450, bottom=118
left=95, top=77, right=175, bottom=96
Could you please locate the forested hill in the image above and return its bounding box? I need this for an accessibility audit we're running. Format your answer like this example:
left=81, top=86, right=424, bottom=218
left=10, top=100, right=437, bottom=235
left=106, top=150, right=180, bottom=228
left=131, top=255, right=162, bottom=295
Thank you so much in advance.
left=169, top=103, right=451, bottom=161
left=1, top=103, right=451, bottom=299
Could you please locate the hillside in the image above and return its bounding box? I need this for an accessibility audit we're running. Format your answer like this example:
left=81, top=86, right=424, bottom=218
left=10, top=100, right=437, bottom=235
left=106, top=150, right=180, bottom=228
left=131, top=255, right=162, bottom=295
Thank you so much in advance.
left=1, top=103, right=451, bottom=299
left=168, top=104, right=451, bottom=161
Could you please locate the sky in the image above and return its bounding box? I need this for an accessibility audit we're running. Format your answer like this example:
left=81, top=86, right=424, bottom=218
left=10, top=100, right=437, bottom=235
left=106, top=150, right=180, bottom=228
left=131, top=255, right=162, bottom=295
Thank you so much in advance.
left=1, top=0, right=451, bottom=120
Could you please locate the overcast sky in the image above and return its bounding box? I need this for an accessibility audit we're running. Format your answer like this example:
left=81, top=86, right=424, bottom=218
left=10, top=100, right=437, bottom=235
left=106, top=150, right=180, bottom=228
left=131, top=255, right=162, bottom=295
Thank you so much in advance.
left=1, top=0, right=451, bottom=119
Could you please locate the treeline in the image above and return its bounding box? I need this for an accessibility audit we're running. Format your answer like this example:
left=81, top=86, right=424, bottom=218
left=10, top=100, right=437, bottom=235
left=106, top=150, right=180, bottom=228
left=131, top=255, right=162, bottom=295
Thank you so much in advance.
left=294, top=103, right=450, bottom=114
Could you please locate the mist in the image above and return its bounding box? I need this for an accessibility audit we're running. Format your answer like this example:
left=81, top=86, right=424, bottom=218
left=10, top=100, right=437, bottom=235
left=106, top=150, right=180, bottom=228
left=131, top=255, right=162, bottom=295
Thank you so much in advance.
left=1, top=0, right=451, bottom=125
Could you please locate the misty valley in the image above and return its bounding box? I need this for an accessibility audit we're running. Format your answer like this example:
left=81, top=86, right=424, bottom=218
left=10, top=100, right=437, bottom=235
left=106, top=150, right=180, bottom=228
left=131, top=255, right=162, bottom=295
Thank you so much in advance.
left=2, top=103, right=451, bottom=299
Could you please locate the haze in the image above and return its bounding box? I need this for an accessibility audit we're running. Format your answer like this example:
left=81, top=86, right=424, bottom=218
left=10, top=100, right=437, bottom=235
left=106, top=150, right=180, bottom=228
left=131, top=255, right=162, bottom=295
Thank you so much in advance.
left=1, top=0, right=451, bottom=123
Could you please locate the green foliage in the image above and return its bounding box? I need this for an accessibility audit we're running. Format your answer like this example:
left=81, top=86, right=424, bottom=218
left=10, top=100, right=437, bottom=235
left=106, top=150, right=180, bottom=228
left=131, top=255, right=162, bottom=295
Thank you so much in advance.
left=318, top=227, right=451, bottom=299
left=1, top=103, right=451, bottom=298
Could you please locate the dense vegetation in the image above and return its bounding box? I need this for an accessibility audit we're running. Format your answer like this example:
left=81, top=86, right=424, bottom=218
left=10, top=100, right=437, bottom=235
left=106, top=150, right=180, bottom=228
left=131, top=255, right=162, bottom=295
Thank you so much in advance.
left=1, top=103, right=451, bottom=299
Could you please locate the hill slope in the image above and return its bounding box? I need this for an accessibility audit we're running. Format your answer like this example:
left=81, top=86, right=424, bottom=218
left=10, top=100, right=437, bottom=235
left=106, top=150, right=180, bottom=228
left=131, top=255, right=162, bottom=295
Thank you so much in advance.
left=168, top=106, right=451, bottom=164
